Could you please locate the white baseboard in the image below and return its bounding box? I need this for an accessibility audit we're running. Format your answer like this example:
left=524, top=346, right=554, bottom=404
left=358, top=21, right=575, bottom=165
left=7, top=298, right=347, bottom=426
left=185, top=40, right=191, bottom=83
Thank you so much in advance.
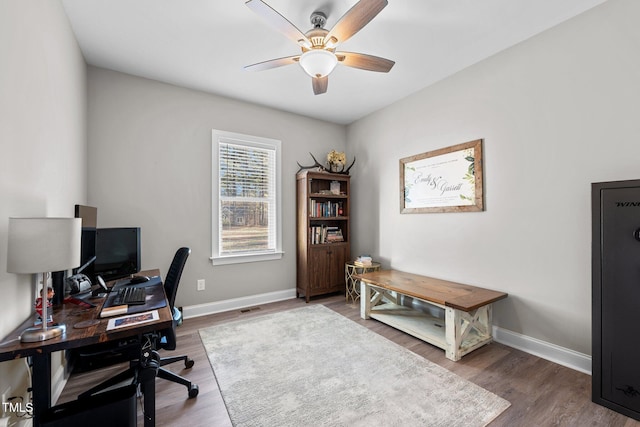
left=493, top=326, right=591, bottom=375
left=182, top=291, right=592, bottom=375
left=182, top=288, right=297, bottom=319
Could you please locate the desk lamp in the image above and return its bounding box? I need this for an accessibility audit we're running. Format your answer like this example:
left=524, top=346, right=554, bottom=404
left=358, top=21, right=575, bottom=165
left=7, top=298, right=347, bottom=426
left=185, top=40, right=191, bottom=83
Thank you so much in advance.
left=7, top=217, right=81, bottom=342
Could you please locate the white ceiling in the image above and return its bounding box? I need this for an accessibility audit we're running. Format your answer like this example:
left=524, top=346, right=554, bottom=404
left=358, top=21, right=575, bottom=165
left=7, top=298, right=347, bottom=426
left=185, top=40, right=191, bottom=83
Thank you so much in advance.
left=61, top=0, right=606, bottom=125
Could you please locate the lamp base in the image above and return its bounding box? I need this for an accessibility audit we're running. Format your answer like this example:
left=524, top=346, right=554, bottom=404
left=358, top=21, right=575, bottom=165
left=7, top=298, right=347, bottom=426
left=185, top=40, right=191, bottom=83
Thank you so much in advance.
left=20, top=325, right=64, bottom=343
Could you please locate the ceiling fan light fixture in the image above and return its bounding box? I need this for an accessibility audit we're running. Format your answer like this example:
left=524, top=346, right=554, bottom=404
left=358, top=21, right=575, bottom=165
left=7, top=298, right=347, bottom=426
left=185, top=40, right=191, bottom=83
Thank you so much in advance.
left=299, top=49, right=338, bottom=78
left=324, top=36, right=339, bottom=49
left=297, top=38, right=312, bottom=49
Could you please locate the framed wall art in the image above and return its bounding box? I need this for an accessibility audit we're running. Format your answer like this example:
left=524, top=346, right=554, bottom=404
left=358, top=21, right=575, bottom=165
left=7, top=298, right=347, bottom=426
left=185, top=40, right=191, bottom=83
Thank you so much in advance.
left=400, top=139, right=484, bottom=213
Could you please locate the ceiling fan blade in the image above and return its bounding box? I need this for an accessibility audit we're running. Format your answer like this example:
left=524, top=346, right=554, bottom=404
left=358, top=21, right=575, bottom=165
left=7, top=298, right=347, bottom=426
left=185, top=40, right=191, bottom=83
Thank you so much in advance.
left=324, top=0, right=388, bottom=47
left=244, top=55, right=300, bottom=72
left=312, top=76, right=328, bottom=95
left=245, top=0, right=311, bottom=48
left=335, top=52, right=394, bottom=72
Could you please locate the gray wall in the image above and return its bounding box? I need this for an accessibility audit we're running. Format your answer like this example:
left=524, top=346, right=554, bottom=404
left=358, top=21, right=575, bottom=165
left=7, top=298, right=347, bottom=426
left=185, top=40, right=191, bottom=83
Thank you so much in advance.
left=86, top=67, right=347, bottom=307
left=0, top=0, right=87, bottom=406
left=348, top=0, right=640, bottom=356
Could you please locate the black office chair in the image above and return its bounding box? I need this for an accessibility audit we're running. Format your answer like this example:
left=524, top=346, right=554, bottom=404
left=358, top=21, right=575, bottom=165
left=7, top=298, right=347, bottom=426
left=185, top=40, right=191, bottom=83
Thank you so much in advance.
left=154, top=247, right=198, bottom=397
left=79, top=247, right=198, bottom=399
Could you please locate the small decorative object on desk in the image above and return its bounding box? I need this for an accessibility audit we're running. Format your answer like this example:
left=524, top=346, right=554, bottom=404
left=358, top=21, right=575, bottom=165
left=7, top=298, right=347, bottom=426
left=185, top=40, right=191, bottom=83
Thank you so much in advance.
left=34, top=286, right=54, bottom=326
left=354, top=255, right=373, bottom=267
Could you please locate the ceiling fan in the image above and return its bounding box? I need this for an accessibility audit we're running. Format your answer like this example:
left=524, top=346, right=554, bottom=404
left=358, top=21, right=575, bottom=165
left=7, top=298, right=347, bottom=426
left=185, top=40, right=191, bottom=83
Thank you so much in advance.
left=244, top=0, right=395, bottom=95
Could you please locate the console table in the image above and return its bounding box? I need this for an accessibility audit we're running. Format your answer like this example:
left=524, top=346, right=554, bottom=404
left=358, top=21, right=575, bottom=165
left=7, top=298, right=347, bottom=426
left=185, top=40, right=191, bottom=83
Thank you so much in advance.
left=357, top=269, right=507, bottom=361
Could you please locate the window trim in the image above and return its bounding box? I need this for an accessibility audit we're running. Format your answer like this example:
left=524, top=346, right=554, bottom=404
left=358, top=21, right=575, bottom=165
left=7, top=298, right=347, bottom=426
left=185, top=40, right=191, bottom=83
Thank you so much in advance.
left=211, top=129, right=283, bottom=266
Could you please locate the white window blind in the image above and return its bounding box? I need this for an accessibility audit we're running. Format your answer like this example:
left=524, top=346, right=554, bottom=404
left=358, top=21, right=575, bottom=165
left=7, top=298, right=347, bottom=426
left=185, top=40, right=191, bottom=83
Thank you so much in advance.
left=212, top=130, right=282, bottom=265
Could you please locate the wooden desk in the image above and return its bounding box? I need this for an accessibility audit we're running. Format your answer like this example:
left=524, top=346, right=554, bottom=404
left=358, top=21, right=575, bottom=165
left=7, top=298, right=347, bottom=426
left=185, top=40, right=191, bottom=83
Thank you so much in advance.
left=0, top=269, right=172, bottom=426
left=357, top=269, right=507, bottom=361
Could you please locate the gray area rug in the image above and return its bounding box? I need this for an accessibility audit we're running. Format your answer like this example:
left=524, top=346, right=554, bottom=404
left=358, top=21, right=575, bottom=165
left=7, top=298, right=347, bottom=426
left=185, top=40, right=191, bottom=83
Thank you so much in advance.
left=199, top=305, right=510, bottom=427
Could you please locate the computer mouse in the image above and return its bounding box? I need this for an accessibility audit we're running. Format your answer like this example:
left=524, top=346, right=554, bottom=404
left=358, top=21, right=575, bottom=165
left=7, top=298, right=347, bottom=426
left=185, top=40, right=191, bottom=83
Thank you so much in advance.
left=129, top=275, right=150, bottom=284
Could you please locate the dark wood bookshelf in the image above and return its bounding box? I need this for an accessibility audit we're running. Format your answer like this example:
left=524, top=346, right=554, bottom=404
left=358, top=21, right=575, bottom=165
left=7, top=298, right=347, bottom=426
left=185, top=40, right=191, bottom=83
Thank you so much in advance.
left=296, top=171, right=350, bottom=302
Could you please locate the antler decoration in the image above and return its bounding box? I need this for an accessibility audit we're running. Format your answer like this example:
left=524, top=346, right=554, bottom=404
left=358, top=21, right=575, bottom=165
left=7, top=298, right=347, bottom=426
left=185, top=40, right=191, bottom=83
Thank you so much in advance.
left=343, top=157, right=356, bottom=174
left=297, top=153, right=356, bottom=175
left=297, top=153, right=327, bottom=172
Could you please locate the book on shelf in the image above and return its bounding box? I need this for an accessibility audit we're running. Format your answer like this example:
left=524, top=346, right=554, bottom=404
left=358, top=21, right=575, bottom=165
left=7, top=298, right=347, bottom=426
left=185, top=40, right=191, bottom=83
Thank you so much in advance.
left=309, top=200, right=344, bottom=218
left=354, top=255, right=373, bottom=267
left=326, top=228, right=344, bottom=243
left=309, top=225, right=344, bottom=244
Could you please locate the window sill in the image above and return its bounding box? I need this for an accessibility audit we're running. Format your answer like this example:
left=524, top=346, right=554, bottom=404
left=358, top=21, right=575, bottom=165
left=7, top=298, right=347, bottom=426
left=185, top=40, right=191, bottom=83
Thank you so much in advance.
left=210, top=251, right=284, bottom=266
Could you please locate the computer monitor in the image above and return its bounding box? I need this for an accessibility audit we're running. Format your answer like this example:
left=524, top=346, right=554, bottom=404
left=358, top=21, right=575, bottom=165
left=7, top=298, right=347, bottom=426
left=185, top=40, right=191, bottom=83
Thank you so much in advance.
left=94, top=227, right=141, bottom=281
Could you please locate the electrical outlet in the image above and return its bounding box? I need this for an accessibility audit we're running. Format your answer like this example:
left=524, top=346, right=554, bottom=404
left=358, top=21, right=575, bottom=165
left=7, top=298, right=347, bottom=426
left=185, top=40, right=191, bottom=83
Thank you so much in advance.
left=197, top=279, right=205, bottom=291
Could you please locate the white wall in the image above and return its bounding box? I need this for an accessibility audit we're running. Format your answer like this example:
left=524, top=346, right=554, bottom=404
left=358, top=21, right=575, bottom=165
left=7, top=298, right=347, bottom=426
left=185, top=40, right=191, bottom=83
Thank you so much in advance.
left=86, top=67, right=347, bottom=308
left=348, top=0, right=640, bottom=356
left=0, top=0, right=87, bottom=412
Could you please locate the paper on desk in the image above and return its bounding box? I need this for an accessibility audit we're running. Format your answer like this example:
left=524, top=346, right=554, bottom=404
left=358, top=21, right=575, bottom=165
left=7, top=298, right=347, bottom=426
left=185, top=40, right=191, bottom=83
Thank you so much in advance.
left=107, top=310, right=159, bottom=331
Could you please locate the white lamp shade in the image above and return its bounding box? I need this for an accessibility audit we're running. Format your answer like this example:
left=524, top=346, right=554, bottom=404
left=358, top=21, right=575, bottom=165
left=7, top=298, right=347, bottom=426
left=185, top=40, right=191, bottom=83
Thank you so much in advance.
left=7, top=217, right=82, bottom=274
left=299, top=50, right=338, bottom=78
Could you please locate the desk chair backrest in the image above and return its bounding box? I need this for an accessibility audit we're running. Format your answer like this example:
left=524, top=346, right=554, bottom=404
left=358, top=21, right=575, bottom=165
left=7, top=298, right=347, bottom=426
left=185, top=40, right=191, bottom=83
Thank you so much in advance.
left=160, top=247, right=190, bottom=352
left=164, top=247, right=190, bottom=311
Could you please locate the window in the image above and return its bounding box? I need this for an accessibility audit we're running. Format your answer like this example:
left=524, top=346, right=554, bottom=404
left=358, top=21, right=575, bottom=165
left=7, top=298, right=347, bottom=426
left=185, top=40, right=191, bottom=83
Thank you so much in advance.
left=211, top=130, right=282, bottom=265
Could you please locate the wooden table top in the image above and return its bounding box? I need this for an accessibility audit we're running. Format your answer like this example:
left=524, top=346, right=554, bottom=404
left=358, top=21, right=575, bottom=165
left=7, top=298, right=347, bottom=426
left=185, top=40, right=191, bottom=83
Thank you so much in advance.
left=0, top=269, right=172, bottom=362
left=355, top=269, right=507, bottom=312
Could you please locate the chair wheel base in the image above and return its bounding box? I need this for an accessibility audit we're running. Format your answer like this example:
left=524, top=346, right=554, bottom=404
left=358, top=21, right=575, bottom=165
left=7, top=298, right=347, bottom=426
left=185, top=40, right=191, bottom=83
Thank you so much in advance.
left=185, top=358, right=195, bottom=369
left=188, top=384, right=199, bottom=398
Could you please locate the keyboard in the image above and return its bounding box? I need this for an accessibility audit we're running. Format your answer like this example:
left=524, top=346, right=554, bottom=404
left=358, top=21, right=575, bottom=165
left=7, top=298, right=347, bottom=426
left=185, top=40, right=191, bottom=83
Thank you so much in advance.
left=112, top=287, right=147, bottom=305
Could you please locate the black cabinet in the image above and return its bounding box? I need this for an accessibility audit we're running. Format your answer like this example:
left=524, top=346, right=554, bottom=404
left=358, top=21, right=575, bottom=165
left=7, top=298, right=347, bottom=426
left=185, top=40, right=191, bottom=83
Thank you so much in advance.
left=592, top=179, right=640, bottom=420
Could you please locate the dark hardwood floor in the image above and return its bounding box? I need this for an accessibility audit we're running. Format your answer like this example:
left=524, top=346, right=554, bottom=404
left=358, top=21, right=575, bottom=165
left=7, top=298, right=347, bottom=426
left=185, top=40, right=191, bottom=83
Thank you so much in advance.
left=58, top=295, right=640, bottom=426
